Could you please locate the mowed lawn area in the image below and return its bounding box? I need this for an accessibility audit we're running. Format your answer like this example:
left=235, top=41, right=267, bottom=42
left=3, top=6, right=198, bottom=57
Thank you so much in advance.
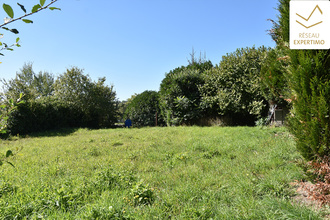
left=0, top=127, right=324, bottom=219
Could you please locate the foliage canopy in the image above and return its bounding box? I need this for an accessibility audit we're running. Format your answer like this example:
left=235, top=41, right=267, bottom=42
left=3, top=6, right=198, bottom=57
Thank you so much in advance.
left=124, top=90, right=161, bottom=127
left=200, top=46, right=270, bottom=125
left=159, top=60, right=212, bottom=126
left=264, top=0, right=330, bottom=160
left=1, top=64, right=118, bottom=135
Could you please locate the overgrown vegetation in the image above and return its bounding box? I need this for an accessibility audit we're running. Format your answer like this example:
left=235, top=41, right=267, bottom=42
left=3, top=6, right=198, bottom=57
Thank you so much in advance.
left=200, top=46, right=270, bottom=125
left=262, top=0, right=330, bottom=161
left=124, top=90, right=162, bottom=127
left=259, top=0, right=330, bottom=206
left=0, top=0, right=327, bottom=216
left=158, top=47, right=270, bottom=126
left=0, top=94, right=23, bottom=166
left=159, top=58, right=213, bottom=126
left=2, top=46, right=273, bottom=133
left=1, top=64, right=118, bottom=134
left=0, top=127, right=324, bottom=219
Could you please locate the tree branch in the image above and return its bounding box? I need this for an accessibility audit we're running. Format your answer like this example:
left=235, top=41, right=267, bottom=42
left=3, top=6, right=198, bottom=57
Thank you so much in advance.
left=0, top=0, right=59, bottom=28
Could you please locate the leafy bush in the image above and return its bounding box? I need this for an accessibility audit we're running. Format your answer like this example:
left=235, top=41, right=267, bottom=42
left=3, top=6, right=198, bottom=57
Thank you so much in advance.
left=0, top=96, right=23, bottom=166
left=54, top=67, right=118, bottom=128
left=3, top=65, right=118, bottom=135
left=124, top=90, right=161, bottom=127
left=159, top=61, right=213, bottom=126
left=200, top=47, right=269, bottom=125
left=260, top=47, right=290, bottom=105
left=0, top=63, right=54, bottom=102
left=7, top=97, right=81, bottom=135
left=255, top=117, right=268, bottom=127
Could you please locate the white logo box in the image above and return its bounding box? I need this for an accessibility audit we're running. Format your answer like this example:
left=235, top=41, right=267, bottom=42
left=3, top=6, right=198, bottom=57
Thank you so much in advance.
left=290, top=1, right=330, bottom=49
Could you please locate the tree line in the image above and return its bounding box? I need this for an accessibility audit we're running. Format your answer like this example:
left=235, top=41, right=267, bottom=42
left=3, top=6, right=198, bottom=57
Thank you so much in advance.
left=125, top=46, right=273, bottom=127
left=125, top=0, right=330, bottom=164
left=1, top=46, right=274, bottom=137
left=1, top=0, right=329, bottom=164
left=1, top=64, right=117, bottom=135
left=125, top=0, right=330, bottom=165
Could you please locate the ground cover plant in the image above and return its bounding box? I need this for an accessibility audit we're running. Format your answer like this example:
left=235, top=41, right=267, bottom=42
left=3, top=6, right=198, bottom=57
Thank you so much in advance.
left=0, top=126, right=325, bottom=219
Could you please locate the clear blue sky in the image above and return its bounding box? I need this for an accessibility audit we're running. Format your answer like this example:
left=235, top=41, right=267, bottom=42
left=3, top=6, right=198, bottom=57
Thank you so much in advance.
left=1, top=0, right=279, bottom=101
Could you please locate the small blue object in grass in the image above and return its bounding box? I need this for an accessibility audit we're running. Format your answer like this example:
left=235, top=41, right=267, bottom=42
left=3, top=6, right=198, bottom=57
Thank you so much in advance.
left=125, top=118, right=132, bottom=128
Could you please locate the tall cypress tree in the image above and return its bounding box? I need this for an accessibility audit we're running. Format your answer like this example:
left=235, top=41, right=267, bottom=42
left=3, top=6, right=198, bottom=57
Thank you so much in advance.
left=268, top=0, right=330, bottom=160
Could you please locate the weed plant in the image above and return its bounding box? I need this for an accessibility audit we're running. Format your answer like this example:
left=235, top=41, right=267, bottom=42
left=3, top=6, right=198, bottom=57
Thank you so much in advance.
left=0, top=127, right=324, bottom=219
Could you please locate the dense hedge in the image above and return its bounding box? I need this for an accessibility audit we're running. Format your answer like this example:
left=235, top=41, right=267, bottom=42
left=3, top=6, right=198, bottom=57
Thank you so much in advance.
left=7, top=99, right=82, bottom=135
left=263, top=0, right=330, bottom=160
left=159, top=49, right=269, bottom=126
left=2, top=65, right=118, bottom=135
left=159, top=61, right=213, bottom=126
left=124, top=90, right=162, bottom=127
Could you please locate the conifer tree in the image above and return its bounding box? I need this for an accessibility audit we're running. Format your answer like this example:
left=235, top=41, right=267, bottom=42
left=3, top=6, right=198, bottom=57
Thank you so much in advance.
left=268, top=0, right=330, bottom=160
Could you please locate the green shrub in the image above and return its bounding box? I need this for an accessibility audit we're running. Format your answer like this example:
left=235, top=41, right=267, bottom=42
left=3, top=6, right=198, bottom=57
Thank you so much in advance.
left=4, top=67, right=118, bottom=135
left=287, top=50, right=330, bottom=160
left=200, top=47, right=270, bottom=125
left=124, top=90, right=162, bottom=127
left=7, top=98, right=81, bottom=135
left=266, top=0, right=330, bottom=160
left=159, top=60, right=213, bottom=126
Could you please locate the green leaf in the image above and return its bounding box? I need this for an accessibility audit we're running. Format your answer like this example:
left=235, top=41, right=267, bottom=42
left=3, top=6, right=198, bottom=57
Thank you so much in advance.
left=6, top=161, right=15, bottom=168
left=22, top=19, right=33, bottom=24
left=16, top=37, right=20, bottom=43
left=49, top=7, right=61, bottom=11
left=40, top=0, right=46, bottom=7
left=3, top=4, right=14, bottom=18
left=0, top=160, right=3, bottom=166
left=17, top=3, right=27, bottom=13
left=6, top=150, right=13, bottom=158
left=1, top=27, right=18, bottom=34
left=9, top=29, right=19, bottom=34
left=32, top=4, right=41, bottom=13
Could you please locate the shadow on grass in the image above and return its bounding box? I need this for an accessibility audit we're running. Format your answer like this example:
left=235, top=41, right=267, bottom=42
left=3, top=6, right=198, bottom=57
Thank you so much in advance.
left=27, top=127, right=80, bottom=138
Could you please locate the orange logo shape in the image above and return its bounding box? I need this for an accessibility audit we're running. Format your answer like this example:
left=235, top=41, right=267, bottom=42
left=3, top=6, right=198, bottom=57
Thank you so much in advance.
left=296, top=5, right=323, bottom=29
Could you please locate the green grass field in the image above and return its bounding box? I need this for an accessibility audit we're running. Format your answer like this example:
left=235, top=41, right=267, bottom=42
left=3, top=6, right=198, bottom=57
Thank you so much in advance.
left=0, top=126, right=325, bottom=219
